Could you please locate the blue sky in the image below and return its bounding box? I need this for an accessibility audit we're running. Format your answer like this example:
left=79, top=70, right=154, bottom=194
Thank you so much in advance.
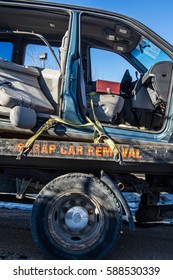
left=45, top=0, right=173, bottom=44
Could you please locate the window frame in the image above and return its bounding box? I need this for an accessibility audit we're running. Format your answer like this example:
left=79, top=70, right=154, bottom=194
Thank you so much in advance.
left=23, top=40, right=60, bottom=70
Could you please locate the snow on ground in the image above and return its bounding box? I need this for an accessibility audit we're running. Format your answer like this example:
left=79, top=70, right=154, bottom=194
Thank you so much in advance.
left=0, top=201, right=32, bottom=211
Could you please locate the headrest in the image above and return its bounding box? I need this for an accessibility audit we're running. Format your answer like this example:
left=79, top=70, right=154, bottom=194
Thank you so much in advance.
left=10, top=106, right=37, bottom=129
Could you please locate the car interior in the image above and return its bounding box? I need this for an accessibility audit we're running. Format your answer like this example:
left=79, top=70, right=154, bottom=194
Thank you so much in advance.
left=80, top=14, right=173, bottom=131
left=0, top=5, right=69, bottom=134
left=0, top=5, right=172, bottom=137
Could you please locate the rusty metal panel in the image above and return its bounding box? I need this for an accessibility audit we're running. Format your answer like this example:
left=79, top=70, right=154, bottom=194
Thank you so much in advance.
left=0, top=138, right=173, bottom=164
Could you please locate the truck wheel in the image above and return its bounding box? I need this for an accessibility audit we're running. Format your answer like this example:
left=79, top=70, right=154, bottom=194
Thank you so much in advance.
left=31, top=173, right=122, bottom=259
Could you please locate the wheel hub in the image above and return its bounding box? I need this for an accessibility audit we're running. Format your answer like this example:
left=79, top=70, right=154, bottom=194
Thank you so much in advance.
left=47, top=192, right=105, bottom=250
left=65, top=206, right=89, bottom=231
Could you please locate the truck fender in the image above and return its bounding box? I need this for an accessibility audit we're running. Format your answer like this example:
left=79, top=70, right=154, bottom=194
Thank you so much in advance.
left=100, top=170, right=135, bottom=231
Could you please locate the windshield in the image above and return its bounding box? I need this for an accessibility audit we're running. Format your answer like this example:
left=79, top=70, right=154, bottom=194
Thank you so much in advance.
left=131, top=37, right=171, bottom=70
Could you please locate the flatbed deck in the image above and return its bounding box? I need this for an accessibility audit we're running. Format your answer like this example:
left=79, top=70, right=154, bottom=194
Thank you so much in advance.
left=0, top=138, right=173, bottom=174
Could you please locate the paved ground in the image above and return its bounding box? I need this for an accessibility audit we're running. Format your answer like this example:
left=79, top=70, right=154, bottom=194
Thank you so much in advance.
left=0, top=208, right=173, bottom=260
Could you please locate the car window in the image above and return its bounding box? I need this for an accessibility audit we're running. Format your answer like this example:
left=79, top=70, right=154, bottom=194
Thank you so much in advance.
left=24, top=43, right=59, bottom=69
left=90, top=48, right=138, bottom=82
left=131, top=37, right=171, bottom=70
left=0, top=41, right=13, bottom=61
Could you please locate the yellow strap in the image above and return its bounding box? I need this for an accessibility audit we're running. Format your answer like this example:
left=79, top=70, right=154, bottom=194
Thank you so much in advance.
left=87, top=92, right=120, bottom=158
left=17, top=116, right=92, bottom=159
left=17, top=93, right=122, bottom=163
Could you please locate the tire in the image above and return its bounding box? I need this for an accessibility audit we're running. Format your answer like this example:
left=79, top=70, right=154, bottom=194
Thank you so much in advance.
left=31, top=173, right=122, bottom=259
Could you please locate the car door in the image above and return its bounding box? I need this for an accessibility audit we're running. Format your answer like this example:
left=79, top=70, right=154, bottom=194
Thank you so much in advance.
left=77, top=11, right=173, bottom=144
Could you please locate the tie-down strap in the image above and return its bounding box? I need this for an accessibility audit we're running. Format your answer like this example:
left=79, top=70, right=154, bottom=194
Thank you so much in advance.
left=17, top=93, right=122, bottom=163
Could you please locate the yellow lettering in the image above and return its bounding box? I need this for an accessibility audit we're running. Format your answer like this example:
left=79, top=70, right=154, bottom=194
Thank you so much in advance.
left=33, top=143, right=41, bottom=154
left=41, top=144, right=48, bottom=154
left=17, top=143, right=24, bottom=153
left=68, top=145, right=75, bottom=155
left=49, top=144, right=56, bottom=154
left=128, top=148, right=135, bottom=158
left=95, top=146, right=103, bottom=157
left=102, top=147, right=113, bottom=157
left=121, top=147, right=129, bottom=158
left=136, top=149, right=142, bottom=159
left=60, top=146, right=68, bottom=155
left=87, top=146, right=95, bottom=156
left=76, top=146, right=83, bottom=155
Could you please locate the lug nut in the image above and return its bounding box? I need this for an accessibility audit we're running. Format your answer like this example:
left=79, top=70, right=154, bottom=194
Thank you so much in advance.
left=81, top=201, right=86, bottom=206
left=88, top=209, right=94, bottom=215
left=62, top=207, right=68, bottom=213
left=70, top=200, right=76, bottom=206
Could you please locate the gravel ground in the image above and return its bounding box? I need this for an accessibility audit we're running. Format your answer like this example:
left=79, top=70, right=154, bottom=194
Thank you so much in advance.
left=0, top=208, right=173, bottom=260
